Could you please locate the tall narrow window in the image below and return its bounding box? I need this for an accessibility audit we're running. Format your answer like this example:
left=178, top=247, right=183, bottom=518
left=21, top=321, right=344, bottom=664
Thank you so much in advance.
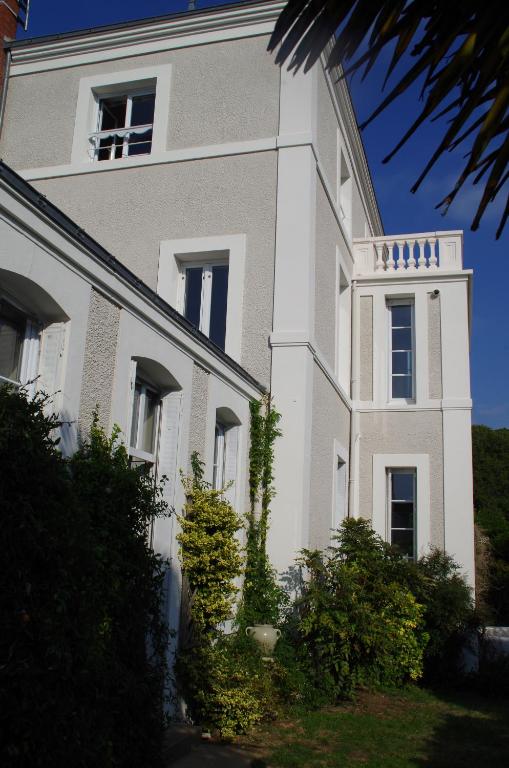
left=91, top=91, right=155, bottom=161
left=334, top=457, right=347, bottom=530
left=129, top=378, right=160, bottom=468
left=183, top=262, right=229, bottom=351
left=389, top=301, right=414, bottom=400
left=212, top=423, right=226, bottom=490
left=388, top=469, right=416, bottom=559
left=0, top=299, right=39, bottom=389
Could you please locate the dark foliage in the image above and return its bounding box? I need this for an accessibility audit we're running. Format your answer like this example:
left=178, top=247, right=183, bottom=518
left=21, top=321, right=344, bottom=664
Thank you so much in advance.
left=0, top=386, right=170, bottom=768
left=269, top=1, right=509, bottom=237
left=472, top=424, right=509, bottom=623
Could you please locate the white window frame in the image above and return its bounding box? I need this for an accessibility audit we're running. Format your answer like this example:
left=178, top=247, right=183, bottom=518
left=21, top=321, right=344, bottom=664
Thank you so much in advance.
left=91, top=87, right=156, bottom=162
left=129, top=377, right=161, bottom=466
left=372, top=453, right=430, bottom=559
left=71, top=65, right=172, bottom=166
left=0, top=295, right=40, bottom=394
left=157, top=235, right=246, bottom=362
left=213, top=422, right=226, bottom=490
left=387, top=467, right=417, bottom=559
left=387, top=298, right=415, bottom=403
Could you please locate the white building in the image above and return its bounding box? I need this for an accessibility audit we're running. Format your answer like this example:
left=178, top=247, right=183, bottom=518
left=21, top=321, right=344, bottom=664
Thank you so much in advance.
left=0, top=0, right=475, bottom=616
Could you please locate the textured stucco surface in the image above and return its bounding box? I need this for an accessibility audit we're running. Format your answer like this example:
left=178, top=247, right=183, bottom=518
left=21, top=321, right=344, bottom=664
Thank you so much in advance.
left=79, top=288, right=120, bottom=435
left=1, top=36, right=279, bottom=169
left=309, top=364, right=350, bottom=552
left=314, top=180, right=340, bottom=370
left=352, top=183, right=368, bottom=238
left=359, top=295, right=373, bottom=401
left=358, top=410, right=444, bottom=548
left=187, top=363, right=209, bottom=466
left=316, top=69, right=337, bottom=196
left=34, top=152, right=277, bottom=386
left=428, top=293, right=443, bottom=399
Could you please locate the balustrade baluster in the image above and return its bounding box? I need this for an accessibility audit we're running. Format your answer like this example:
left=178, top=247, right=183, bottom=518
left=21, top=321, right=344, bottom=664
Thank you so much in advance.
left=417, top=239, right=427, bottom=269
left=386, top=241, right=396, bottom=271
left=375, top=243, right=385, bottom=272
left=407, top=239, right=417, bottom=270
left=428, top=237, right=438, bottom=269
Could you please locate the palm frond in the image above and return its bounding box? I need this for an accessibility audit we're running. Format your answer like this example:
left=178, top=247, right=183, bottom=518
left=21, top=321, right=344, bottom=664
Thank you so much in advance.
left=268, top=0, right=509, bottom=238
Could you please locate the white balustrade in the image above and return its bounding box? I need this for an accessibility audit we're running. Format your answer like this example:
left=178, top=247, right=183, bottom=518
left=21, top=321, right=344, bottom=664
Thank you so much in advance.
left=353, top=231, right=463, bottom=276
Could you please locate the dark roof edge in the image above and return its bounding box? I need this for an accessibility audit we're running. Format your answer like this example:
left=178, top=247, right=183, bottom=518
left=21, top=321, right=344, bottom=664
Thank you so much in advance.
left=8, top=0, right=273, bottom=48
left=0, top=160, right=265, bottom=393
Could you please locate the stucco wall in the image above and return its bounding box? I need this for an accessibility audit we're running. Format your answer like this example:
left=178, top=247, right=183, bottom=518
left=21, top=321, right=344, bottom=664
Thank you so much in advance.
left=358, top=410, right=444, bottom=548
left=187, top=362, right=209, bottom=466
left=79, top=287, right=120, bottom=435
left=428, top=292, right=443, bottom=399
left=359, top=295, right=373, bottom=401
left=314, top=179, right=340, bottom=369
left=316, top=68, right=337, bottom=196
left=1, top=36, right=280, bottom=170
left=309, top=364, right=350, bottom=552
left=34, top=152, right=277, bottom=386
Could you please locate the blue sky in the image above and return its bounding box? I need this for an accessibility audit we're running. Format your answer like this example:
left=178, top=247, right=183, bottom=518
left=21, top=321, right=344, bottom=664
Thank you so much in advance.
left=18, top=1, right=509, bottom=427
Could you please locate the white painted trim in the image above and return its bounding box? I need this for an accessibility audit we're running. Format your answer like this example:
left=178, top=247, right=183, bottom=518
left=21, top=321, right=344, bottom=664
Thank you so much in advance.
left=20, top=137, right=276, bottom=181
left=157, top=234, right=246, bottom=364
left=332, top=437, right=349, bottom=537
left=70, top=64, right=172, bottom=166
left=372, top=453, right=430, bottom=558
left=9, top=2, right=286, bottom=74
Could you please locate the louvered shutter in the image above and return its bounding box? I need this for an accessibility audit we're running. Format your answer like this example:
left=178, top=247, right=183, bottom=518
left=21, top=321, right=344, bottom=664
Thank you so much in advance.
left=223, top=426, right=239, bottom=508
left=157, top=391, right=183, bottom=512
left=38, top=322, right=66, bottom=405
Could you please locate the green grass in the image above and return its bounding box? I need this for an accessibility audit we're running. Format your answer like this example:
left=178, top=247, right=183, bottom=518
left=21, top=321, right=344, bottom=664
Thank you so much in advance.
left=240, top=687, right=509, bottom=767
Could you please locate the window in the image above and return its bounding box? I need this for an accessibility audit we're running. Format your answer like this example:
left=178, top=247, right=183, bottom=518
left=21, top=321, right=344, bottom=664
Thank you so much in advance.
left=183, top=262, right=229, bottom=351
left=129, top=378, right=161, bottom=467
left=337, top=137, right=352, bottom=238
left=388, top=469, right=416, bottom=559
left=0, top=299, right=39, bottom=390
left=90, top=90, right=156, bottom=162
left=213, top=422, right=226, bottom=490
left=334, top=456, right=347, bottom=530
left=388, top=300, right=414, bottom=400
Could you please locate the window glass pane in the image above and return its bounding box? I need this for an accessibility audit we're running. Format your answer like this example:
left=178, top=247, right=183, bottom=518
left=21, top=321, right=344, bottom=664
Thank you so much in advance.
left=130, top=382, right=141, bottom=448
left=209, top=265, right=229, bottom=350
left=99, top=97, right=127, bottom=130
left=392, top=375, right=412, bottom=399
left=0, top=303, right=25, bottom=383
left=391, top=304, right=412, bottom=327
left=130, top=94, right=155, bottom=127
left=184, top=268, right=203, bottom=329
left=392, top=351, right=412, bottom=375
left=142, top=389, right=158, bottom=454
left=391, top=529, right=414, bottom=558
left=391, top=502, right=414, bottom=529
left=128, top=127, right=153, bottom=156
left=391, top=472, right=415, bottom=500
left=392, top=327, right=412, bottom=350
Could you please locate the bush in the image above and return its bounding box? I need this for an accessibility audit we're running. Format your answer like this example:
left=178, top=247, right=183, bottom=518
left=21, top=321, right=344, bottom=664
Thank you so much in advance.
left=294, top=521, right=428, bottom=698
left=0, top=387, right=170, bottom=768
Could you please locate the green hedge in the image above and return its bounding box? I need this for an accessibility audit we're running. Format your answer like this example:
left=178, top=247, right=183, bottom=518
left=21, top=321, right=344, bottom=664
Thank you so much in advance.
left=0, top=387, right=170, bottom=768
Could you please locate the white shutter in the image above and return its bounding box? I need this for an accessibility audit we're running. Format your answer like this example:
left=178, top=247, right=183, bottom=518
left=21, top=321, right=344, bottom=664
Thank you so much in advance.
left=38, top=322, right=66, bottom=404
left=223, top=426, right=239, bottom=508
left=156, top=391, right=183, bottom=512
left=20, top=320, right=41, bottom=399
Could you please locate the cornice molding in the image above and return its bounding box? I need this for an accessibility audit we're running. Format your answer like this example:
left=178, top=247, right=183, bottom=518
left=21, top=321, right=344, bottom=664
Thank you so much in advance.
left=9, top=1, right=285, bottom=71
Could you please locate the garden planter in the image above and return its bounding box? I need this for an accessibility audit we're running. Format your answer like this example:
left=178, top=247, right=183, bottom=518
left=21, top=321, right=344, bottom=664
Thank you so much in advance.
left=246, top=623, right=281, bottom=659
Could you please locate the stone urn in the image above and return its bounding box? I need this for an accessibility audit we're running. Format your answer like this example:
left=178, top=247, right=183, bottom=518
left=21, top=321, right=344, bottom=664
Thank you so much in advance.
left=246, top=624, right=281, bottom=659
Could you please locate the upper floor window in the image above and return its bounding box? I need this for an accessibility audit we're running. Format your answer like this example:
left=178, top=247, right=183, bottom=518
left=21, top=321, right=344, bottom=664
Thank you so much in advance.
left=183, top=262, right=229, bottom=351
left=91, top=90, right=156, bottom=162
left=129, top=377, right=160, bottom=468
left=0, top=299, right=39, bottom=390
left=388, top=469, right=416, bottom=559
left=388, top=300, right=414, bottom=400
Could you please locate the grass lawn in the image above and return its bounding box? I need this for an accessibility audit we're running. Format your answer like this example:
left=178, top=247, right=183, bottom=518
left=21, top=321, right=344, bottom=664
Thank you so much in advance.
left=238, top=687, right=509, bottom=768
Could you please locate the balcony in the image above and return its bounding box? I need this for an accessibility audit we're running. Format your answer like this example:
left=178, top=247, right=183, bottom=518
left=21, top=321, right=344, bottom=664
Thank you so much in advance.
left=353, top=231, right=463, bottom=277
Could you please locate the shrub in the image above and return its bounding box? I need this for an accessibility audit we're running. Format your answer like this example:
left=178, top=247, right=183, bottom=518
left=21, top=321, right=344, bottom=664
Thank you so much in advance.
left=0, top=387, right=170, bottom=768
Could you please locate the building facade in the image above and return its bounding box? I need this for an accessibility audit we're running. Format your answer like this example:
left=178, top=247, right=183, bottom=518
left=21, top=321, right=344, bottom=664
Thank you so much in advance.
left=0, top=0, right=475, bottom=612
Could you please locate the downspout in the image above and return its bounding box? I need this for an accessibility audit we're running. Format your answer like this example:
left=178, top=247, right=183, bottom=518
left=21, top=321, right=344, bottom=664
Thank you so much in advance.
left=348, top=278, right=360, bottom=517
left=0, top=44, right=11, bottom=138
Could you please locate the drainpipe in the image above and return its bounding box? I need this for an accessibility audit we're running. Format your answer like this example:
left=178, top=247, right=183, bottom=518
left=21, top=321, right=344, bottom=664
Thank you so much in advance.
left=348, top=278, right=360, bottom=518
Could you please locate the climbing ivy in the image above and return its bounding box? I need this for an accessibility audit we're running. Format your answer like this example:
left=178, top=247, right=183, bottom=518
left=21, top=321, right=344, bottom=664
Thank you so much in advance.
left=240, top=395, right=285, bottom=627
